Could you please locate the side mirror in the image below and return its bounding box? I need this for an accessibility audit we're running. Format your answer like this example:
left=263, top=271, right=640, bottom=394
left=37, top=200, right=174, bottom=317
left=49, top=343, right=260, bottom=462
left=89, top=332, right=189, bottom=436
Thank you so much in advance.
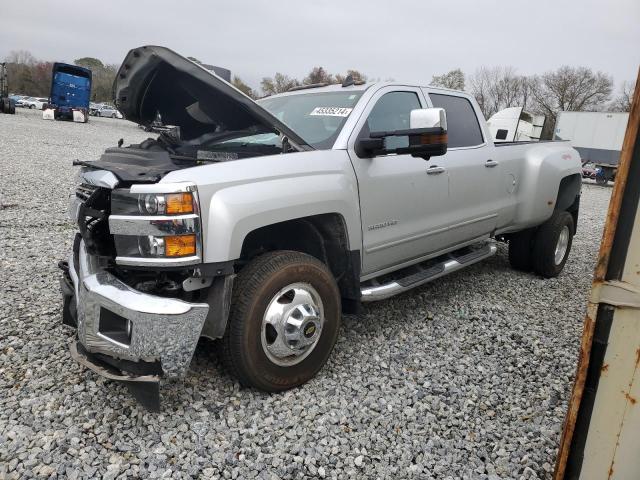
left=356, top=108, right=448, bottom=159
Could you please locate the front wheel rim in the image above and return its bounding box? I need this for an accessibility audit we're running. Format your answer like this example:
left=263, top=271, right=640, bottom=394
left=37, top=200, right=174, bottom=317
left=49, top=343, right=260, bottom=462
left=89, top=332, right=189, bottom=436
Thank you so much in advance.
left=555, top=226, right=570, bottom=265
left=261, top=282, right=325, bottom=367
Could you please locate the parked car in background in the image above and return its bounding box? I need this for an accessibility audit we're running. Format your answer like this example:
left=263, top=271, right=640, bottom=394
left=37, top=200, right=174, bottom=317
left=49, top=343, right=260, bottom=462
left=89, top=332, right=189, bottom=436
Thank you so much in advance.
left=23, top=97, right=48, bottom=110
left=14, top=96, right=30, bottom=107
left=94, top=104, right=122, bottom=118
left=9, top=94, right=26, bottom=104
left=89, top=102, right=101, bottom=116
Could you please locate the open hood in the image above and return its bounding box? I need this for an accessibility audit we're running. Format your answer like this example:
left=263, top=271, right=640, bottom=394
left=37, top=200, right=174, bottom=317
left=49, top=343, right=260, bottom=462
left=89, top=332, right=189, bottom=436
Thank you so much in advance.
left=113, top=46, right=311, bottom=149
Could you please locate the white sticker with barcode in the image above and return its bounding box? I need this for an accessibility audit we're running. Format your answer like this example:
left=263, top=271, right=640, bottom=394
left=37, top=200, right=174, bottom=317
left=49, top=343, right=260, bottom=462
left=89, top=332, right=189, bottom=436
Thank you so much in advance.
left=309, top=107, right=353, bottom=117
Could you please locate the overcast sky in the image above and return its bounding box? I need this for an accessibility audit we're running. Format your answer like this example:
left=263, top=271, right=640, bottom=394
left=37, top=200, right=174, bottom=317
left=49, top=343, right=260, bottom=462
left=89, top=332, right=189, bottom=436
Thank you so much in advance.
left=2, top=0, right=638, bottom=91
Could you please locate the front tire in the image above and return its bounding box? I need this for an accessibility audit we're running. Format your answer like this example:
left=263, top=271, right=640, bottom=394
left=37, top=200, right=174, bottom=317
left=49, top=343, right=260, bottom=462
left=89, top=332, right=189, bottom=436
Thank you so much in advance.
left=222, top=251, right=341, bottom=392
left=532, top=211, right=574, bottom=278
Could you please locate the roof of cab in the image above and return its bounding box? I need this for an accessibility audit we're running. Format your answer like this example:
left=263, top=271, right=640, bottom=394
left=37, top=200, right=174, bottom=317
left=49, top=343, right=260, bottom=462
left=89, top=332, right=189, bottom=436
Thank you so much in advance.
left=260, top=81, right=469, bottom=100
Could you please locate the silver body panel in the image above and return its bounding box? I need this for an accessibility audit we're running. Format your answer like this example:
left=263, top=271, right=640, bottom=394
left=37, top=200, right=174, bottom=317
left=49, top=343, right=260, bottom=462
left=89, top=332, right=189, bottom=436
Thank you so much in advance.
left=163, top=83, right=581, bottom=277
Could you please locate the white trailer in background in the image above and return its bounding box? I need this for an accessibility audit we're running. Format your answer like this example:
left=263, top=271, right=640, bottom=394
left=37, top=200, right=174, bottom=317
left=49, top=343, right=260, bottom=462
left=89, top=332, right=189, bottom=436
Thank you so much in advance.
left=486, top=107, right=545, bottom=142
left=554, top=111, right=630, bottom=185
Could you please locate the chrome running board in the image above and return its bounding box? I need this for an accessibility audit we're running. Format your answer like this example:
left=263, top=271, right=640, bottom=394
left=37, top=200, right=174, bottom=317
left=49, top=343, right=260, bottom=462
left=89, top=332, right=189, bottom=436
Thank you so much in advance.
left=360, top=242, right=497, bottom=302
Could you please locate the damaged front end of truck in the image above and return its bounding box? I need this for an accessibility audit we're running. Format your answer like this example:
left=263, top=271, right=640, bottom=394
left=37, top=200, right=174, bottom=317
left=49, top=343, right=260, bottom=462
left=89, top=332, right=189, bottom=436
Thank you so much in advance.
left=59, top=45, right=310, bottom=410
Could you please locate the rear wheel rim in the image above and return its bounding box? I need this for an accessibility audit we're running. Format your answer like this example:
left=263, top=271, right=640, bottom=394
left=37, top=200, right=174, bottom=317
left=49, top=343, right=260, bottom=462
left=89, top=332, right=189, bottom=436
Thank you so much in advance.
left=261, top=282, right=324, bottom=367
left=555, top=226, right=570, bottom=265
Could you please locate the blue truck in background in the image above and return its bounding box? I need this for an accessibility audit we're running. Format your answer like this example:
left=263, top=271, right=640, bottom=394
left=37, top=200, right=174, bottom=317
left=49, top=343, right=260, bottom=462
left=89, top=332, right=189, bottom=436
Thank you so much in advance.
left=48, top=63, right=92, bottom=122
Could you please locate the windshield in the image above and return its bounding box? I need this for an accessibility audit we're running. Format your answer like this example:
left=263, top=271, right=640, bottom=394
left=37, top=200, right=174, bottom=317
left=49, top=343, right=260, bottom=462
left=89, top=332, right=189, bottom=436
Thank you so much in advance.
left=259, top=91, right=363, bottom=149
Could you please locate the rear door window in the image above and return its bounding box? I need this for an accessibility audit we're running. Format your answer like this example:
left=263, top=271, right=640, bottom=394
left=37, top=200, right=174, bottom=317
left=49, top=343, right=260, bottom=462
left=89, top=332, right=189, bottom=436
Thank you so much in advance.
left=429, top=93, right=484, bottom=148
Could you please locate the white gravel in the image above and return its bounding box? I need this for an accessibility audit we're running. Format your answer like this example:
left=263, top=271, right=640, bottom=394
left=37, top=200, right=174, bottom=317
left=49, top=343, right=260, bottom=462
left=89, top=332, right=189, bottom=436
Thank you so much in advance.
left=0, top=108, right=613, bottom=479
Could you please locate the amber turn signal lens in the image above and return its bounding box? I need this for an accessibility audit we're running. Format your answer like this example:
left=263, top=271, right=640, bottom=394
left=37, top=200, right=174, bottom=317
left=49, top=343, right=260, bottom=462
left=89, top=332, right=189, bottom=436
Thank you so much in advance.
left=419, top=133, right=448, bottom=145
left=165, top=193, right=194, bottom=215
left=164, top=235, right=196, bottom=257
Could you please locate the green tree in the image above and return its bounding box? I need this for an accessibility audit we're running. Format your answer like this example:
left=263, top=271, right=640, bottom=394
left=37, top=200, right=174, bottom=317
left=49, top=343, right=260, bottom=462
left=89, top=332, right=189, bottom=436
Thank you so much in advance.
left=74, top=57, right=105, bottom=70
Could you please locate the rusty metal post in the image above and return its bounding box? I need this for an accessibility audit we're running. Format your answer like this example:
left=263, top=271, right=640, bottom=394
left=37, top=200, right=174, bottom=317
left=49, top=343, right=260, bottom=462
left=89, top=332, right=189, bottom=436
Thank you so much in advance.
left=554, top=68, right=640, bottom=479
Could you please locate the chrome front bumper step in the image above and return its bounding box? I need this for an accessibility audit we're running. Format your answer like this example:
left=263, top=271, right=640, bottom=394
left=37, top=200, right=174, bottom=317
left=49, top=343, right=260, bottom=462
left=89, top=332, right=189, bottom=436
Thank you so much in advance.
left=361, top=242, right=498, bottom=302
left=67, top=239, right=209, bottom=378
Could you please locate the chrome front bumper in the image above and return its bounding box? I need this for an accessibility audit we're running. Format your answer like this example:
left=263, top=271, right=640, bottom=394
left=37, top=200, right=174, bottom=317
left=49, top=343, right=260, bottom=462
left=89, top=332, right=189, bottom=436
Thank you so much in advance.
left=67, top=239, right=209, bottom=378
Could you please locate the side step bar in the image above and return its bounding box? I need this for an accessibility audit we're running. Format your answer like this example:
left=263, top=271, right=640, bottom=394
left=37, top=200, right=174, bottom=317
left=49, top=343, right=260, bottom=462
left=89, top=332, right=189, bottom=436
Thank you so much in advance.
left=361, top=242, right=497, bottom=302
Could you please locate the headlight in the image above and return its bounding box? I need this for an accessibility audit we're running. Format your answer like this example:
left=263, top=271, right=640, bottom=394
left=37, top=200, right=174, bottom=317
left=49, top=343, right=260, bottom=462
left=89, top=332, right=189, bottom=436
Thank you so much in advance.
left=109, top=183, right=202, bottom=267
left=113, top=191, right=195, bottom=216
left=137, top=193, right=194, bottom=215
left=137, top=234, right=197, bottom=258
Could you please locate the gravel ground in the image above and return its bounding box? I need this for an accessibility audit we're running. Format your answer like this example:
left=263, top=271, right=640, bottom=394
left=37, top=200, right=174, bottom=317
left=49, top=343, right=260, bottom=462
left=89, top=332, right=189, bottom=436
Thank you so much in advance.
left=0, top=108, right=613, bottom=479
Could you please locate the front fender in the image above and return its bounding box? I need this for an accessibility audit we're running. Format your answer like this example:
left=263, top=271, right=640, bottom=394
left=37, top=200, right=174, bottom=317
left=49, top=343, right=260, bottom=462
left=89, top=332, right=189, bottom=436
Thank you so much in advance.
left=161, top=150, right=362, bottom=263
left=205, top=173, right=361, bottom=261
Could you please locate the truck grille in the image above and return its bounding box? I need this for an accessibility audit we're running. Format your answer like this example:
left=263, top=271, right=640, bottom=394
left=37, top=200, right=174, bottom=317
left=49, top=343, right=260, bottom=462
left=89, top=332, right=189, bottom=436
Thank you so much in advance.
left=76, top=184, right=98, bottom=202
left=75, top=185, right=114, bottom=258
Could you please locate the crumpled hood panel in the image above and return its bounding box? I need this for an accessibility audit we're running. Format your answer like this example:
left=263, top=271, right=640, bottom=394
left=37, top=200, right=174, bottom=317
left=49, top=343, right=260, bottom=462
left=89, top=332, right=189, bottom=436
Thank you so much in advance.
left=112, top=45, right=310, bottom=148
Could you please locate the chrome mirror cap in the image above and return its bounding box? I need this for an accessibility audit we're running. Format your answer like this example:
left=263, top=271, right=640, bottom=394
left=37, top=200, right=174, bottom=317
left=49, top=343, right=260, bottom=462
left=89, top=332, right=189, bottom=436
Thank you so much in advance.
left=410, top=108, right=447, bottom=131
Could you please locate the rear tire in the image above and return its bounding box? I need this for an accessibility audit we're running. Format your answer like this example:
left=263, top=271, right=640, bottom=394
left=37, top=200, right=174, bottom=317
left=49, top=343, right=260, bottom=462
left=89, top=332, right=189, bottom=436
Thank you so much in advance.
left=532, top=211, right=574, bottom=278
left=508, top=229, right=535, bottom=271
left=222, top=251, right=341, bottom=392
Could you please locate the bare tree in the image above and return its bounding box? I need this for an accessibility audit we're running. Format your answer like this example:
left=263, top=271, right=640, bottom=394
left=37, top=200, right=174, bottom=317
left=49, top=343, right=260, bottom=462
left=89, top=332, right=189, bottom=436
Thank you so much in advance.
left=232, top=76, right=256, bottom=99
left=468, top=66, right=529, bottom=119
left=5, top=50, right=36, bottom=65
left=529, top=66, right=613, bottom=120
left=430, top=68, right=465, bottom=90
left=609, top=80, right=635, bottom=112
left=260, top=73, right=300, bottom=96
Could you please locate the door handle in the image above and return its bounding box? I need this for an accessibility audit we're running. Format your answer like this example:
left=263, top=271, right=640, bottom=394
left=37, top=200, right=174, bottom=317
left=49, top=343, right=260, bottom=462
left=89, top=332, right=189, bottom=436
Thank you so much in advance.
left=485, top=159, right=499, bottom=168
left=427, top=166, right=446, bottom=175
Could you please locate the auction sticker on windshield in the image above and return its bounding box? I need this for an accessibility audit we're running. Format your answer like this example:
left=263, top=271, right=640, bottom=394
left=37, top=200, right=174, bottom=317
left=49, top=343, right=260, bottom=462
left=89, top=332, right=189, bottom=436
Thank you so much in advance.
left=309, top=107, right=353, bottom=117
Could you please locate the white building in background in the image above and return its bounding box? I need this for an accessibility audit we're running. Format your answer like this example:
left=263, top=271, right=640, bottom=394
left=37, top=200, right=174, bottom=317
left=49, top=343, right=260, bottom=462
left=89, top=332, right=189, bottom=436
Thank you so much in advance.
left=486, top=107, right=546, bottom=142
left=553, top=111, right=629, bottom=167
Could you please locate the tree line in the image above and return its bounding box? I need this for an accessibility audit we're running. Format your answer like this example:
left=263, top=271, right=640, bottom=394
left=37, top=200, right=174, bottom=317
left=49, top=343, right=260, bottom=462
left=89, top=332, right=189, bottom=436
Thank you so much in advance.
left=430, top=66, right=634, bottom=137
left=4, top=49, right=634, bottom=137
left=4, top=50, right=119, bottom=103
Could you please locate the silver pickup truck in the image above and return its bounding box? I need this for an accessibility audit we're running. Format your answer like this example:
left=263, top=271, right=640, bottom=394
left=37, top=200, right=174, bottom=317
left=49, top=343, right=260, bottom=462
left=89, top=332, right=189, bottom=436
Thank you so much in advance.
left=59, top=46, right=582, bottom=409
